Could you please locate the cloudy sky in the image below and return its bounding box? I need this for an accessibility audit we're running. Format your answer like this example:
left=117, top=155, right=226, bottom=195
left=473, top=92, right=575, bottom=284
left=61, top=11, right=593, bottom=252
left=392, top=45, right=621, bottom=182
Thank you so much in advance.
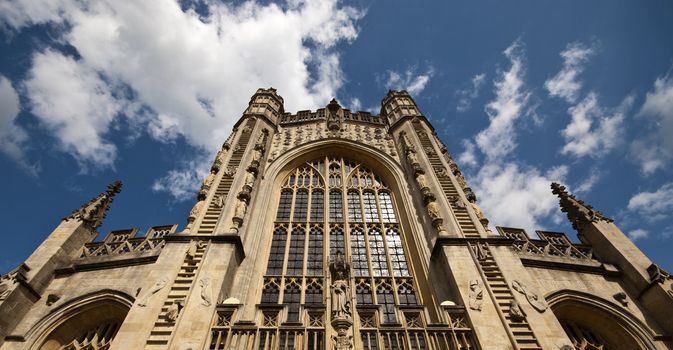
left=1, top=0, right=672, bottom=273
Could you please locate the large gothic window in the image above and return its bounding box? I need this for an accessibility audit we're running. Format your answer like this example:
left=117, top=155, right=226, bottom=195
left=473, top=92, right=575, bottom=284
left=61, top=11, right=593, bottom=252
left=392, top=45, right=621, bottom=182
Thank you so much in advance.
left=259, top=156, right=420, bottom=349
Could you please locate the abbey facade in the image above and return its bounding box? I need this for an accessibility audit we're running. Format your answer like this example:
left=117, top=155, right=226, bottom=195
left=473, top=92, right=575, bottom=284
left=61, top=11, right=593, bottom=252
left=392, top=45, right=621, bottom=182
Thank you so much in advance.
left=1, top=88, right=672, bottom=350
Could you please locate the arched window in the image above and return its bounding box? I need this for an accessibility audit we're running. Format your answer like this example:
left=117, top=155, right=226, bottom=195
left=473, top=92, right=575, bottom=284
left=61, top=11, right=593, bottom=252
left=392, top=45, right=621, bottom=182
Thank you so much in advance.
left=260, top=156, right=421, bottom=348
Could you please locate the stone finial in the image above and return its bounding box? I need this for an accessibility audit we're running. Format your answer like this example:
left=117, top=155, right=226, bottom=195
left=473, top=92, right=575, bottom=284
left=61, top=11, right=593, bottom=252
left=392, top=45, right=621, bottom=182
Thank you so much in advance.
left=64, top=181, right=123, bottom=230
left=551, top=182, right=613, bottom=231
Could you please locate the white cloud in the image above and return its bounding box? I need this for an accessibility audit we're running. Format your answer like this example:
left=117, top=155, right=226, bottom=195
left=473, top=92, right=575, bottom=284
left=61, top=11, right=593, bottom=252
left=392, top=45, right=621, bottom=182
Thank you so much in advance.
left=632, top=72, right=673, bottom=174
left=560, top=92, right=631, bottom=158
left=475, top=40, right=531, bottom=161
left=627, top=182, right=673, bottom=222
left=545, top=42, right=594, bottom=103
left=3, top=0, right=363, bottom=198
left=456, top=73, right=486, bottom=112
left=151, top=158, right=210, bottom=202
left=458, top=39, right=567, bottom=234
left=384, top=66, right=434, bottom=96
left=628, top=228, right=649, bottom=241
left=458, top=139, right=477, bottom=167
left=473, top=163, right=567, bottom=233
left=574, top=168, right=601, bottom=194
left=0, top=75, right=38, bottom=175
left=24, top=50, right=125, bottom=169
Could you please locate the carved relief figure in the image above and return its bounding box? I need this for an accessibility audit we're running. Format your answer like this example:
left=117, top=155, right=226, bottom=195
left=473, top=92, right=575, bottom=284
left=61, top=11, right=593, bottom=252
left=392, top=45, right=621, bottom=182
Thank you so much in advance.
left=243, top=171, right=255, bottom=190
left=234, top=199, right=247, bottom=220
left=200, top=278, right=212, bottom=307
left=138, top=278, right=168, bottom=307
left=202, top=172, right=216, bottom=191
left=165, top=299, right=184, bottom=322
left=415, top=173, right=429, bottom=190
left=426, top=201, right=442, bottom=222
left=186, top=241, right=198, bottom=260
left=512, top=280, right=548, bottom=312
left=468, top=280, right=483, bottom=311
left=509, top=298, right=526, bottom=321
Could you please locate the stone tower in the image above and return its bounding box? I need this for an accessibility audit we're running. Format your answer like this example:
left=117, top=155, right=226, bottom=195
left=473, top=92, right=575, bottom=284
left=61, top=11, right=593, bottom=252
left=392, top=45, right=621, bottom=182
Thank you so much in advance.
left=1, top=89, right=672, bottom=350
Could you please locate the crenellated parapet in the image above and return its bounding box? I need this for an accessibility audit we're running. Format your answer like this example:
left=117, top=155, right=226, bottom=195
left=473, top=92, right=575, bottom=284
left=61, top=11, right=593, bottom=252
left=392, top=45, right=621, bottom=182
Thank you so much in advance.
left=381, top=90, right=421, bottom=125
left=497, top=227, right=597, bottom=263
left=244, top=87, right=285, bottom=125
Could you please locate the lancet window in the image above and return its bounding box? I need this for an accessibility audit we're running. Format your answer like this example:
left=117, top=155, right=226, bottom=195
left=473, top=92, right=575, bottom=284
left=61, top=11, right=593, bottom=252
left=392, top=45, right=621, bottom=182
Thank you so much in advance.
left=258, top=156, right=422, bottom=348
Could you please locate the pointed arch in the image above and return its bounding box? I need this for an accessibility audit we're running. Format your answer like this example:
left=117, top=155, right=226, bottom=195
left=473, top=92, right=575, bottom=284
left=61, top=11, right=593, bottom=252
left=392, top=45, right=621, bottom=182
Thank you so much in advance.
left=25, top=289, right=133, bottom=350
left=546, top=289, right=659, bottom=350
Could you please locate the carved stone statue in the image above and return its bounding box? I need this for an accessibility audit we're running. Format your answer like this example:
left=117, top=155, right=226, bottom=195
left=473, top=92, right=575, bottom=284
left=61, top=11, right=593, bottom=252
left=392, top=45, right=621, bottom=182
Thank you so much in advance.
left=138, top=278, right=168, bottom=307
left=202, top=172, right=216, bottom=191
left=509, top=298, right=526, bottom=321
left=213, top=195, right=225, bottom=208
left=186, top=241, right=198, bottom=260
left=234, top=199, right=247, bottom=220
left=243, top=171, right=255, bottom=191
left=331, top=279, right=351, bottom=320
left=468, top=280, right=483, bottom=311
left=426, top=201, right=442, bottom=222
left=200, top=278, right=212, bottom=307
left=189, top=200, right=204, bottom=221
left=512, top=280, right=548, bottom=312
left=415, top=173, right=429, bottom=190
left=165, top=299, right=184, bottom=322
left=449, top=195, right=467, bottom=209
left=332, top=328, right=353, bottom=350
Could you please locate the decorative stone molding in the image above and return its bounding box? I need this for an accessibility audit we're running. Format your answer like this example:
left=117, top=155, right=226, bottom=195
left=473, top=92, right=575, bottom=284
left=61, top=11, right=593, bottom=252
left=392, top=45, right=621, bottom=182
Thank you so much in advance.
left=200, top=278, right=213, bottom=307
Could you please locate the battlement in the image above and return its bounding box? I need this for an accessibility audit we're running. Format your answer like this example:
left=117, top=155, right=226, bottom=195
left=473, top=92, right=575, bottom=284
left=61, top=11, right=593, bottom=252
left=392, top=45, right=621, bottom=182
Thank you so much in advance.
left=278, top=108, right=385, bottom=126
left=79, top=224, right=178, bottom=260
left=496, top=226, right=596, bottom=262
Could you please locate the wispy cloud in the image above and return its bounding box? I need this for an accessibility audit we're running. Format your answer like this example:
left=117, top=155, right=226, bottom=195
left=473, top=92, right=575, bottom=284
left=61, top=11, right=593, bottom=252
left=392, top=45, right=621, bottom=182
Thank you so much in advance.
left=1, top=0, right=364, bottom=198
left=456, top=73, right=486, bottom=112
left=475, top=40, right=532, bottom=161
left=560, top=92, right=632, bottom=158
left=383, top=65, right=435, bottom=96
left=545, top=41, right=595, bottom=103
left=574, top=168, right=601, bottom=194
left=631, top=71, right=673, bottom=175
left=628, top=228, right=649, bottom=241
left=0, top=75, right=39, bottom=176
left=627, top=182, right=673, bottom=222
left=459, top=39, right=566, bottom=234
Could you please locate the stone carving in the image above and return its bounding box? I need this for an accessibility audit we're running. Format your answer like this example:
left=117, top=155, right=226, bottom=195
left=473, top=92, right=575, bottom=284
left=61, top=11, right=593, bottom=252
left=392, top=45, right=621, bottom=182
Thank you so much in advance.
left=185, top=200, right=205, bottom=232
left=231, top=198, right=248, bottom=231
left=242, top=171, right=255, bottom=194
left=200, top=278, right=212, bottom=307
left=138, top=278, right=168, bottom=307
left=46, top=294, right=60, bottom=306
left=330, top=251, right=353, bottom=350
left=186, top=240, right=199, bottom=260
left=332, top=328, right=353, bottom=350
left=449, top=195, right=467, bottom=209
left=201, top=172, right=216, bottom=192
left=647, top=263, right=672, bottom=284
left=426, top=200, right=447, bottom=235
left=551, top=182, right=613, bottom=231
left=471, top=202, right=492, bottom=234
left=509, top=298, right=526, bottom=322
left=213, top=194, right=225, bottom=208
left=468, top=280, right=483, bottom=311
left=165, top=299, right=184, bottom=322
left=474, top=243, right=489, bottom=261
left=613, top=292, right=628, bottom=307
left=512, top=280, right=547, bottom=312
left=64, top=180, right=122, bottom=230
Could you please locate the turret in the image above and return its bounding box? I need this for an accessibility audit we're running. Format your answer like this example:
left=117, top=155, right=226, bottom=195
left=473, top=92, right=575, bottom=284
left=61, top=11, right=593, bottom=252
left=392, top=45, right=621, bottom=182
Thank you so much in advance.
left=244, top=87, right=285, bottom=125
left=381, top=90, right=421, bottom=125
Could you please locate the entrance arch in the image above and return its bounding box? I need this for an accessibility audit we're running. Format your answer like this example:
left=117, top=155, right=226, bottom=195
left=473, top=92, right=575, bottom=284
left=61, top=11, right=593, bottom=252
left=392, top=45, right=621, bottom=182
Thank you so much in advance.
left=548, top=290, right=657, bottom=350
left=28, top=290, right=132, bottom=350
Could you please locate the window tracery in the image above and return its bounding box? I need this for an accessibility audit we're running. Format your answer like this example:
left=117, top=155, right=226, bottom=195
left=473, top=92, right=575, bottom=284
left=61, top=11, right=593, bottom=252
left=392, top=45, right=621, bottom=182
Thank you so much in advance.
left=259, top=156, right=429, bottom=348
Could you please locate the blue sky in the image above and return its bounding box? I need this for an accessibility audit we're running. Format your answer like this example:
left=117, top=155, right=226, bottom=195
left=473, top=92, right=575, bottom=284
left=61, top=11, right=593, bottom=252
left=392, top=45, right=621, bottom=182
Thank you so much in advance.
left=1, top=0, right=673, bottom=274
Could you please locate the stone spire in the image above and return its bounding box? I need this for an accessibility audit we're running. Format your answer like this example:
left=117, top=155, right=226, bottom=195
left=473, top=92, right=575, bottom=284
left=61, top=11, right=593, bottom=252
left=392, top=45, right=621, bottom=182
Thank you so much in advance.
left=64, top=180, right=123, bottom=229
left=551, top=182, right=612, bottom=231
